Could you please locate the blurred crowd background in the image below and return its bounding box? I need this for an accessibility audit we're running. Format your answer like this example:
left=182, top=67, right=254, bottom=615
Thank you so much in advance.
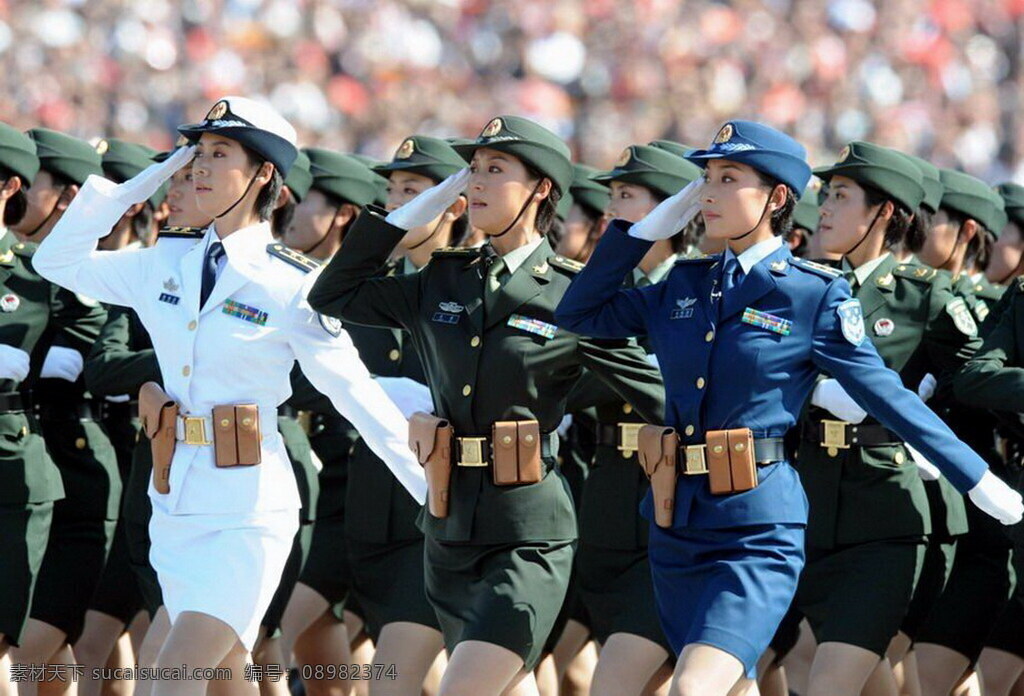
left=0, top=0, right=1022, bottom=182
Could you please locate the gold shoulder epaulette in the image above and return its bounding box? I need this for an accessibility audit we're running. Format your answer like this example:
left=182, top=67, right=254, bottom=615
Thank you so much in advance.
left=893, top=263, right=938, bottom=283
left=790, top=258, right=842, bottom=278
left=11, top=241, right=36, bottom=257
left=267, top=243, right=321, bottom=273
left=431, top=246, right=480, bottom=258
left=548, top=255, right=585, bottom=273
left=158, top=226, right=206, bottom=239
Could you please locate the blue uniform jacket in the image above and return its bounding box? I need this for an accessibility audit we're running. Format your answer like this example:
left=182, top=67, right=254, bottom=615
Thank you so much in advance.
left=555, top=223, right=987, bottom=530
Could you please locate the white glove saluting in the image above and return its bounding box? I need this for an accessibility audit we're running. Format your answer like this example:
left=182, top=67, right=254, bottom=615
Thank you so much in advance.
left=374, top=376, right=434, bottom=419
left=386, top=169, right=470, bottom=230
left=968, top=470, right=1024, bottom=525
left=811, top=378, right=867, bottom=424
left=627, top=178, right=704, bottom=241
left=0, top=345, right=31, bottom=382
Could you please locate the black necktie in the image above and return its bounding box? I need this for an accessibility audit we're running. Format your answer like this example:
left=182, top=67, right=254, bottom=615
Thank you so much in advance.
left=200, top=241, right=225, bottom=309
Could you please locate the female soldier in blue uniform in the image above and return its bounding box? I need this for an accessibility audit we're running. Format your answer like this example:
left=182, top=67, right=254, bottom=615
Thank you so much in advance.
left=554, top=120, right=1023, bottom=696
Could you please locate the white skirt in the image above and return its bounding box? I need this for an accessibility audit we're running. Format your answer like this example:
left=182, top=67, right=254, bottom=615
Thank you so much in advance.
left=149, top=500, right=299, bottom=651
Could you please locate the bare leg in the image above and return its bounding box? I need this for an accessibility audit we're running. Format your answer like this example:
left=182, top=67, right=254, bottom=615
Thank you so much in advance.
left=642, top=661, right=674, bottom=696
left=362, top=622, right=441, bottom=696
left=421, top=649, right=446, bottom=696
left=134, top=608, right=170, bottom=696
left=127, top=612, right=150, bottom=660
left=552, top=621, right=594, bottom=696
left=859, top=659, right=899, bottom=696
left=347, top=617, right=372, bottom=696
left=951, top=670, right=981, bottom=696
left=151, top=611, right=250, bottom=696
left=10, top=620, right=68, bottom=696
left=73, top=611, right=126, bottom=696
left=99, top=632, right=135, bottom=696
left=913, top=643, right=970, bottom=696
left=590, top=633, right=669, bottom=696
left=780, top=620, right=816, bottom=696
left=252, top=635, right=290, bottom=696
left=34, top=645, right=77, bottom=696
left=438, top=641, right=525, bottom=696
left=668, top=643, right=749, bottom=696
left=894, top=649, right=921, bottom=696
left=977, top=648, right=1024, bottom=696
left=278, top=584, right=329, bottom=670
left=806, top=642, right=888, bottom=696
left=534, top=654, right=558, bottom=696
left=293, top=613, right=352, bottom=696
left=756, top=649, right=787, bottom=696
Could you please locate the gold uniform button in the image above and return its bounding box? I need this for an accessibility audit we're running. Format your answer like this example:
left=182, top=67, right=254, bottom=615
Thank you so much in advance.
left=696, top=377, right=706, bottom=389
left=894, top=451, right=906, bottom=465
left=182, top=366, right=191, bottom=377
left=462, top=384, right=472, bottom=397
left=75, top=437, right=86, bottom=450
left=187, top=320, right=197, bottom=331
left=470, top=336, right=481, bottom=348
left=388, top=349, right=400, bottom=361
left=827, top=447, right=839, bottom=457
left=705, top=331, right=715, bottom=343
left=684, top=425, right=695, bottom=437
left=622, top=404, right=633, bottom=414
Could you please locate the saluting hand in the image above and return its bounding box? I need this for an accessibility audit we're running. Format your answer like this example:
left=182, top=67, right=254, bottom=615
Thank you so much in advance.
left=386, top=168, right=470, bottom=230
left=968, top=470, right=1024, bottom=525
left=627, top=178, right=704, bottom=241
left=112, top=144, right=196, bottom=205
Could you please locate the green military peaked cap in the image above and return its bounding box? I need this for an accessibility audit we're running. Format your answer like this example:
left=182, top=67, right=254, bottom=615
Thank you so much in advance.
left=814, top=141, right=925, bottom=212
left=939, top=169, right=1004, bottom=236
left=793, top=187, right=821, bottom=234
left=569, top=163, right=611, bottom=218
left=649, top=139, right=696, bottom=159
left=373, top=135, right=467, bottom=184
left=27, top=128, right=103, bottom=186
left=304, top=148, right=381, bottom=208
left=0, top=122, right=39, bottom=186
left=996, top=183, right=1024, bottom=229
left=284, top=150, right=313, bottom=203
left=349, top=153, right=389, bottom=207
left=900, top=153, right=943, bottom=214
left=453, top=115, right=573, bottom=195
left=594, top=144, right=702, bottom=199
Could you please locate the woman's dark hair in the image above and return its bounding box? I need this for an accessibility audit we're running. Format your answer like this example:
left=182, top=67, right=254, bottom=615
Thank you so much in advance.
left=449, top=210, right=470, bottom=247
left=860, top=183, right=913, bottom=250
left=784, top=227, right=808, bottom=257
left=130, top=201, right=154, bottom=239
left=1, top=170, right=28, bottom=227
left=904, top=206, right=931, bottom=254
left=272, top=192, right=296, bottom=238
left=522, top=161, right=561, bottom=235
left=935, top=206, right=990, bottom=269
left=243, top=146, right=285, bottom=222
left=753, top=171, right=798, bottom=236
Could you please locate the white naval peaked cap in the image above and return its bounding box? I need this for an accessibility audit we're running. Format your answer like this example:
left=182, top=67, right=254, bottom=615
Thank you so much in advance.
left=177, top=96, right=299, bottom=175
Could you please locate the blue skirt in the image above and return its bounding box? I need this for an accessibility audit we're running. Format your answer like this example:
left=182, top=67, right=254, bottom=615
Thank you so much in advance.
left=648, top=520, right=805, bottom=678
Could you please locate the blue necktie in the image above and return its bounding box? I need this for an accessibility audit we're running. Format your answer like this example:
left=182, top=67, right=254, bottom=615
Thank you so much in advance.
left=722, top=256, right=743, bottom=295
left=200, top=241, right=225, bottom=309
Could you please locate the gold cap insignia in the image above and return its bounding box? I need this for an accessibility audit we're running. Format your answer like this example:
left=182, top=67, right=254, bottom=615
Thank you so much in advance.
left=714, top=123, right=734, bottom=144
left=95, top=139, right=109, bottom=155
left=839, top=145, right=851, bottom=162
left=481, top=118, right=503, bottom=138
left=396, top=139, right=415, bottom=160
left=206, top=100, right=229, bottom=121
left=615, top=148, right=632, bottom=168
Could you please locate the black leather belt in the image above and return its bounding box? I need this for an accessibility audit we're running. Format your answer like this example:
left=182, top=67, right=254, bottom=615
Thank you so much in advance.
left=100, top=400, right=139, bottom=421
left=0, top=392, right=25, bottom=414
left=36, top=399, right=101, bottom=422
left=802, top=419, right=902, bottom=449
left=455, top=432, right=557, bottom=467
left=677, top=437, right=786, bottom=475
left=278, top=404, right=299, bottom=419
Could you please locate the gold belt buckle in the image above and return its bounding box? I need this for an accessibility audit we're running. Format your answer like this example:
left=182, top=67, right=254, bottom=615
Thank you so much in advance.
left=183, top=416, right=212, bottom=446
left=682, top=444, right=708, bottom=475
left=820, top=420, right=850, bottom=450
left=618, top=422, right=645, bottom=457
left=457, top=437, right=488, bottom=467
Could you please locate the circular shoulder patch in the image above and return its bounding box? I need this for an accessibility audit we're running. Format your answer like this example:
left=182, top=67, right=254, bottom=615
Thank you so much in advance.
left=319, top=314, right=343, bottom=337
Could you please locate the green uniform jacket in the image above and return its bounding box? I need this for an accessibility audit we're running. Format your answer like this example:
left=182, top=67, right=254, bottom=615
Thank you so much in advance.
left=795, top=256, right=981, bottom=548
left=0, top=234, right=70, bottom=506
left=309, top=207, right=666, bottom=544
left=955, top=276, right=1024, bottom=415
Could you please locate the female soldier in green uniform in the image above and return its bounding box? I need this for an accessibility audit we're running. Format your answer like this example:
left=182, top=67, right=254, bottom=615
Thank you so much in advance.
left=793, top=142, right=984, bottom=696
left=986, top=184, right=1024, bottom=288
left=0, top=122, right=69, bottom=660
left=332, top=134, right=468, bottom=696
left=8, top=128, right=117, bottom=685
left=912, top=170, right=1015, bottom=696
left=563, top=143, right=700, bottom=696
left=277, top=148, right=385, bottom=696
left=309, top=115, right=665, bottom=696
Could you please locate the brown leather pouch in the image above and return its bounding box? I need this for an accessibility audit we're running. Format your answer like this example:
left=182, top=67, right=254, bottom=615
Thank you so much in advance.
left=726, top=428, right=757, bottom=493
left=408, top=412, right=453, bottom=518
left=212, top=404, right=262, bottom=467
left=492, top=420, right=543, bottom=486
left=139, top=382, right=177, bottom=494
left=706, top=429, right=733, bottom=495
left=638, top=425, right=678, bottom=528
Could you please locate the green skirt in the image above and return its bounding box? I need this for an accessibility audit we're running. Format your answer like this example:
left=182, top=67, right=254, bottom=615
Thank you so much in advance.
left=424, top=535, right=574, bottom=671
left=0, top=502, right=54, bottom=645
left=348, top=537, right=439, bottom=641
